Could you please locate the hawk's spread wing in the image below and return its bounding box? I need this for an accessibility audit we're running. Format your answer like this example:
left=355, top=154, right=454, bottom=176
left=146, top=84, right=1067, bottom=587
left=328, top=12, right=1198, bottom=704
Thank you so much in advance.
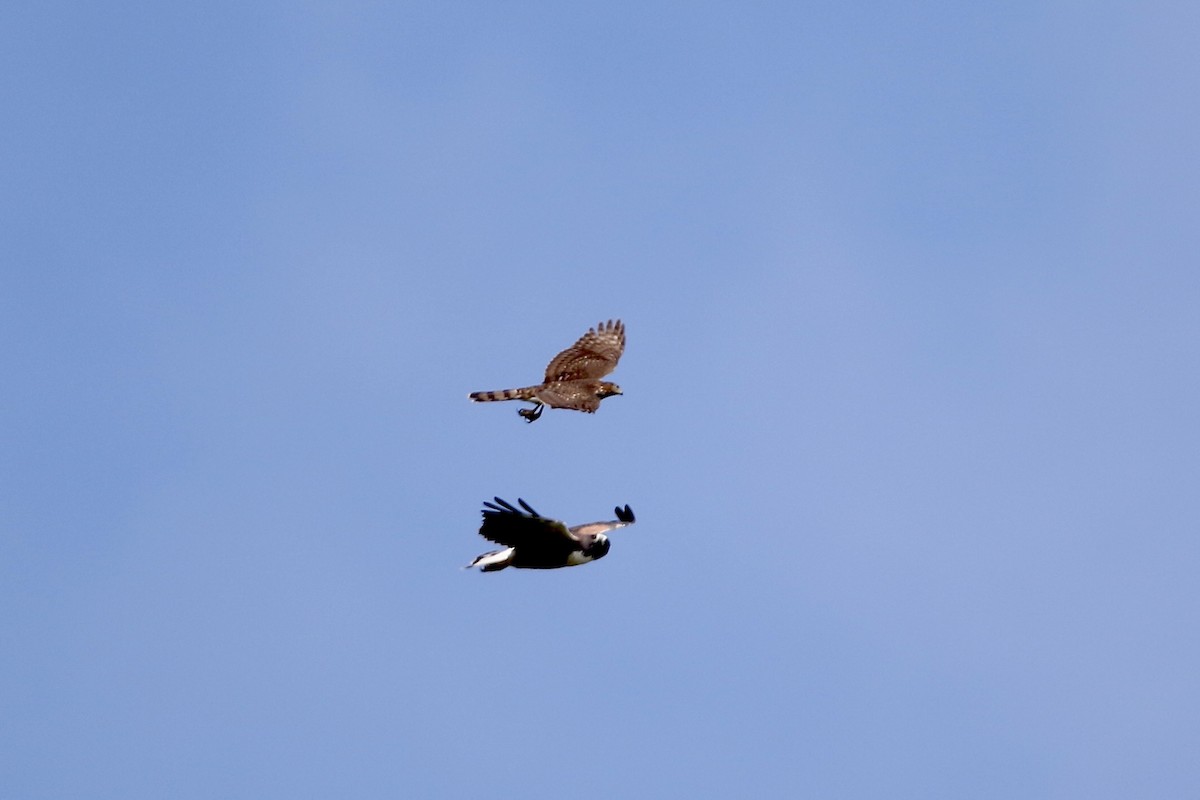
left=543, top=320, right=625, bottom=382
left=479, top=497, right=577, bottom=548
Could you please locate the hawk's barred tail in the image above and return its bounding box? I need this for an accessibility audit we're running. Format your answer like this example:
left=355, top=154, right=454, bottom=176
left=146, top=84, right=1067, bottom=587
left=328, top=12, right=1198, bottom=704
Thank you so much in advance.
left=468, top=386, right=540, bottom=403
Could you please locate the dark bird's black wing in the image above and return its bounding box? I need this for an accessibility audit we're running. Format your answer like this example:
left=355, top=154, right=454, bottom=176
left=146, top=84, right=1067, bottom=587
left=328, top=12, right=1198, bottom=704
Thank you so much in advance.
left=479, top=497, right=576, bottom=548
left=615, top=505, right=635, bottom=524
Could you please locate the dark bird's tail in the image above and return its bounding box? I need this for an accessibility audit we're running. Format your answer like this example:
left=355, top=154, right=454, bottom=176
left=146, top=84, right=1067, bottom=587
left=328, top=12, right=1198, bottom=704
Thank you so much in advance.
left=466, top=547, right=515, bottom=571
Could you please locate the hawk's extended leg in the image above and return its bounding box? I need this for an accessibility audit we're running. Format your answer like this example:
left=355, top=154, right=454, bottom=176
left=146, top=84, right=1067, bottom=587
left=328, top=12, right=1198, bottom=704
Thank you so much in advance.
left=518, top=402, right=544, bottom=423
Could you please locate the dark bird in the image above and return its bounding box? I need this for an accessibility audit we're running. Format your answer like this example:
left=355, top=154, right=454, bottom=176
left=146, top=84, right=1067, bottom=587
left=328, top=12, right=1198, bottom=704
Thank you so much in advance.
left=468, top=319, right=625, bottom=422
left=466, top=497, right=637, bottom=571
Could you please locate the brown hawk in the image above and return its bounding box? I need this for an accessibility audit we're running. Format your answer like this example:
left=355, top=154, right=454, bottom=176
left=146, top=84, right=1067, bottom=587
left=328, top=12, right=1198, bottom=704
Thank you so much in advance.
left=468, top=319, right=625, bottom=422
left=466, top=497, right=637, bottom=571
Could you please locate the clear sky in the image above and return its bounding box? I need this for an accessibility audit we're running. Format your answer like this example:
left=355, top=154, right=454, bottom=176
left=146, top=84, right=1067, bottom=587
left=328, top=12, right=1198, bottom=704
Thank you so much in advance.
left=3, top=2, right=1199, bottom=797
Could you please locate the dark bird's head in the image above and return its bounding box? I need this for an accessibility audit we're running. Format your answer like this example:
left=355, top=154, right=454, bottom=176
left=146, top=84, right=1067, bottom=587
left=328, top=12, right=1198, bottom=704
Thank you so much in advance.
left=598, top=382, right=622, bottom=399
left=585, top=535, right=611, bottom=560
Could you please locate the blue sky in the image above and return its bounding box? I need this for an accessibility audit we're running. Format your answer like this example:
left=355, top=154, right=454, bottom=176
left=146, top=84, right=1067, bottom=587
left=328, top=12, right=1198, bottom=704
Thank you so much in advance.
left=3, top=2, right=1199, bottom=797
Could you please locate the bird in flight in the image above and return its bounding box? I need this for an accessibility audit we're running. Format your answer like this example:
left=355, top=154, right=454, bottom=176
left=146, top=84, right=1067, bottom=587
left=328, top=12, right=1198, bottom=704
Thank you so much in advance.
left=469, top=319, right=625, bottom=422
left=466, top=497, right=637, bottom=572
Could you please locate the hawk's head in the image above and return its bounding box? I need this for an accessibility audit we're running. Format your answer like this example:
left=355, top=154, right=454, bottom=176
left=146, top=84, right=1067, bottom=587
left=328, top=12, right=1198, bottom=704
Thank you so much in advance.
left=598, top=382, right=622, bottom=399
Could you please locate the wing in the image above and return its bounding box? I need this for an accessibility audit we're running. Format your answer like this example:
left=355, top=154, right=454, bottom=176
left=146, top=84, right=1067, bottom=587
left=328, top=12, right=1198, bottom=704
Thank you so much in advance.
left=543, top=319, right=625, bottom=382
left=479, top=497, right=577, bottom=548
left=569, top=505, right=636, bottom=537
